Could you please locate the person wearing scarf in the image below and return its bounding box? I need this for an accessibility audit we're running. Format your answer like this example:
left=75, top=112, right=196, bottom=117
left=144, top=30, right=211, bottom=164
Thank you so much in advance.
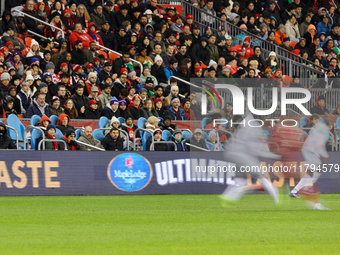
left=37, top=124, right=59, bottom=150
left=45, top=13, right=66, bottom=40
left=311, top=95, right=329, bottom=115
left=61, top=8, right=75, bottom=35
left=87, top=22, right=104, bottom=46
left=60, top=130, right=80, bottom=150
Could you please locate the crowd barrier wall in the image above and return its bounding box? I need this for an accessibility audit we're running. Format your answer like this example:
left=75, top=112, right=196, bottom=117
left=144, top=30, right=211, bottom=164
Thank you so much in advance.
left=0, top=151, right=339, bottom=196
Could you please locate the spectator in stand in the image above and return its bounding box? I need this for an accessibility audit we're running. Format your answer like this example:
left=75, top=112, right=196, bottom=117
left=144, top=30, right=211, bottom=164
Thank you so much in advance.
left=101, top=127, right=124, bottom=151
left=0, top=72, right=11, bottom=97
left=26, top=92, right=52, bottom=118
left=0, top=122, right=16, bottom=149
left=56, top=113, right=75, bottom=134
left=170, top=129, right=187, bottom=151
left=48, top=96, right=64, bottom=117
left=168, top=97, right=188, bottom=120
left=69, top=22, right=93, bottom=50
left=317, top=15, right=332, bottom=37
left=275, top=25, right=288, bottom=45
left=36, top=124, right=60, bottom=151
left=140, top=98, right=159, bottom=118
left=6, top=51, right=24, bottom=78
left=84, top=100, right=101, bottom=119
left=285, top=15, right=301, bottom=42
left=17, top=81, right=31, bottom=116
left=23, top=0, right=45, bottom=36
left=59, top=130, right=80, bottom=151
left=181, top=98, right=196, bottom=120
left=205, top=130, right=224, bottom=151
left=190, top=37, right=211, bottom=66
left=101, top=97, right=121, bottom=119
left=326, top=24, right=340, bottom=47
left=97, top=83, right=112, bottom=108
left=78, top=126, right=105, bottom=151
left=311, top=95, right=329, bottom=115
left=146, top=128, right=169, bottom=151
left=187, top=128, right=207, bottom=151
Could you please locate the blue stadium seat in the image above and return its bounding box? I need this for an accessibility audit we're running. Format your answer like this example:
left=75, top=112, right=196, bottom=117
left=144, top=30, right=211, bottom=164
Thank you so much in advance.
left=201, top=117, right=210, bottom=129
left=98, top=116, right=110, bottom=129
left=30, top=115, right=41, bottom=127
left=55, top=128, right=63, bottom=139
left=142, top=131, right=152, bottom=151
left=299, top=116, right=309, bottom=128
left=75, top=129, right=82, bottom=140
left=49, top=115, right=59, bottom=125
left=336, top=117, right=340, bottom=129
left=263, top=130, right=270, bottom=138
left=161, top=130, right=171, bottom=141
left=93, top=129, right=104, bottom=141
left=7, top=114, right=25, bottom=148
left=157, top=117, right=163, bottom=125
left=182, top=130, right=191, bottom=140
left=202, top=131, right=208, bottom=140
left=221, top=117, right=229, bottom=128
left=137, top=117, right=147, bottom=137
left=31, top=129, right=43, bottom=150
left=118, top=117, right=125, bottom=126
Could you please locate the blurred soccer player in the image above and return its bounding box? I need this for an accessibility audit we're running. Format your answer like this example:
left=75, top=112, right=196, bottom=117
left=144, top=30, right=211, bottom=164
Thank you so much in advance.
left=220, top=114, right=281, bottom=205
left=290, top=113, right=332, bottom=210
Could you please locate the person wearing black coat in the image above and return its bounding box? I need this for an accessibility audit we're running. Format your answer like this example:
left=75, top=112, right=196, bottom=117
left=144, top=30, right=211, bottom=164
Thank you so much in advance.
left=187, top=129, right=208, bottom=151
left=310, top=95, right=329, bottom=115
left=0, top=122, right=16, bottom=149
left=151, top=55, right=167, bottom=84
left=115, top=5, right=131, bottom=28
left=98, top=22, right=118, bottom=50
left=146, top=128, right=169, bottom=151
left=190, top=36, right=211, bottom=66
left=71, top=40, right=85, bottom=65
left=55, top=113, right=76, bottom=134
left=103, top=3, right=118, bottom=31
left=26, top=95, right=53, bottom=118
left=84, top=100, right=101, bottom=119
left=100, top=127, right=124, bottom=151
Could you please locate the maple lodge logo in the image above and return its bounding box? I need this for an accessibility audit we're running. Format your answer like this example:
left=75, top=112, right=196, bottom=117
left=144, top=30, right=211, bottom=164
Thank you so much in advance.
left=107, top=153, right=153, bottom=192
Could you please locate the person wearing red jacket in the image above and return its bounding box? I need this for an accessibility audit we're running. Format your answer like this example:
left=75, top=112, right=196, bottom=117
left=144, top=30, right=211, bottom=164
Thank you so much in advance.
left=163, top=6, right=179, bottom=26
left=60, top=130, right=80, bottom=151
left=87, top=22, right=104, bottom=47
left=69, top=22, right=93, bottom=50
left=229, top=36, right=254, bottom=59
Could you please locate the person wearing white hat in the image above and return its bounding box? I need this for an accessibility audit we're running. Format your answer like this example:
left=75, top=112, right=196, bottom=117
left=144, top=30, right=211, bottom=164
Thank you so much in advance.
left=0, top=73, right=11, bottom=98
left=168, top=97, right=188, bottom=120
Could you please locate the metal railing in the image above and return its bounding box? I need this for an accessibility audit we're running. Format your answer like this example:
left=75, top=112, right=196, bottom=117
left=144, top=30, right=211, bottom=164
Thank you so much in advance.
left=98, top=128, right=130, bottom=150
left=76, top=140, right=106, bottom=151
left=12, top=10, right=65, bottom=38
left=23, top=125, right=44, bottom=150
left=97, top=45, right=143, bottom=73
left=150, top=140, right=177, bottom=151
left=186, top=142, right=210, bottom=151
left=6, top=125, right=19, bottom=149
left=133, top=128, right=153, bottom=150
left=158, top=0, right=327, bottom=75
left=38, top=138, right=68, bottom=150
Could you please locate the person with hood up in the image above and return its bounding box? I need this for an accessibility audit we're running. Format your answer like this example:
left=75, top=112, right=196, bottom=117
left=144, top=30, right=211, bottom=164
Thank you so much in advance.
left=7, top=85, right=21, bottom=114
left=36, top=124, right=60, bottom=151
left=332, top=103, right=340, bottom=115
left=170, top=129, right=187, bottom=151
left=228, top=13, right=240, bottom=26
left=205, top=130, right=225, bottom=151
left=146, top=128, right=169, bottom=151
left=61, top=8, right=75, bottom=34
left=190, top=36, right=210, bottom=66
left=1, top=27, right=25, bottom=52
left=56, top=113, right=75, bottom=134
left=303, top=24, right=317, bottom=46
left=159, top=115, right=178, bottom=134
left=0, top=10, right=16, bottom=34
left=87, top=22, right=104, bottom=46
left=229, top=36, right=254, bottom=59
left=316, top=15, right=332, bottom=37
left=101, top=127, right=124, bottom=151
left=3, top=95, right=17, bottom=117
left=101, top=97, right=121, bottom=119
left=78, top=126, right=105, bottom=151
left=311, top=95, right=329, bottom=115
left=0, top=122, right=16, bottom=149
left=128, top=94, right=141, bottom=120
left=59, top=130, right=80, bottom=151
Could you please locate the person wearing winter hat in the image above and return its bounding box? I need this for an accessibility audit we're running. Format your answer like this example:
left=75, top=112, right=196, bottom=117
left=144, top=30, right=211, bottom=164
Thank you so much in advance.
left=168, top=97, right=188, bottom=120
left=101, top=96, right=121, bottom=119
left=85, top=71, right=101, bottom=96
left=311, top=95, right=329, bottom=115
left=84, top=99, right=101, bottom=119
left=275, top=24, right=288, bottom=45
left=6, top=50, right=24, bottom=78
left=60, top=129, right=80, bottom=151
left=97, top=83, right=112, bottom=108
left=229, top=36, right=254, bottom=59
left=187, top=128, right=207, bottom=151
left=170, top=128, right=186, bottom=151
left=0, top=72, right=11, bottom=97
left=205, top=130, right=224, bottom=151
left=36, top=124, right=59, bottom=151
left=121, top=114, right=139, bottom=142
left=146, top=127, right=169, bottom=151
left=48, top=96, right=64, bottom=117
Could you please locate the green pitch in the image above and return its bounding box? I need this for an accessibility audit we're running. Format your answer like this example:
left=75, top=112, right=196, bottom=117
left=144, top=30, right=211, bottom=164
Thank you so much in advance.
left=0, top=194, right=339, bottom=255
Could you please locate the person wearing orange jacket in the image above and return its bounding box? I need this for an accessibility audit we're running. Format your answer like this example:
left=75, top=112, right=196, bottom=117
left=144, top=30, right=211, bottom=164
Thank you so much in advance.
left=275, top=24, right=288, bottom=45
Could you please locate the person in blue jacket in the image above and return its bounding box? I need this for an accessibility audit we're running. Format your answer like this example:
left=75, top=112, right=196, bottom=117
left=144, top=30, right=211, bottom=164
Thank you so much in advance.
left=170, top=129, right=187, bottom=151
left=205, top=130, right=225, bottom=151
left=316, top=15, right=332, bottom=37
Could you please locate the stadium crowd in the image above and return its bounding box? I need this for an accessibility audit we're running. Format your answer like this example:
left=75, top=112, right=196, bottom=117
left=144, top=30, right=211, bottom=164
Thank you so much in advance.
left=1, top=0, right=340, bottom=151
